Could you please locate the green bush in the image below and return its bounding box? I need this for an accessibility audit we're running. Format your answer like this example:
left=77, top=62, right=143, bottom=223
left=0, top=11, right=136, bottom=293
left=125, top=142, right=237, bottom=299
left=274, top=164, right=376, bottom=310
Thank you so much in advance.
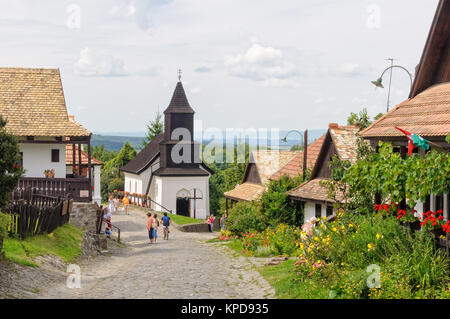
left=260, top=175, right=303, bottom=226
left=226, top=201, right=267, bottom=236
left=0, top=210, right=10, bottom=239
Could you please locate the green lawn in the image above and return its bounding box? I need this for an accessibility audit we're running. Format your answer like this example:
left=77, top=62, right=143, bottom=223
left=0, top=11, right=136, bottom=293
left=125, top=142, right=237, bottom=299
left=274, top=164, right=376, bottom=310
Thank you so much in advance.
left=166, top=213, right=204, bottom=226
left=2, top=224, right=84, bottom=267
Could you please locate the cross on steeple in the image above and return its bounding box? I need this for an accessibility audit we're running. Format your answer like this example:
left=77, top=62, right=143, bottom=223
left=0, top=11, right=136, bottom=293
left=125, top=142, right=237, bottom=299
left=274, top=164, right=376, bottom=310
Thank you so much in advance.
left=177, top=68, right=183, bottom=81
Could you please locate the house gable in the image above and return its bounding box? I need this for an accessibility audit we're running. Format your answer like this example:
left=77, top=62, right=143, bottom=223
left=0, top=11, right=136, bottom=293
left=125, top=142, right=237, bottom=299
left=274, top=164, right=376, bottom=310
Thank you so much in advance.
left=243, top=163, right=262, bottom=184
left=409, top=0, right=450, bottom=98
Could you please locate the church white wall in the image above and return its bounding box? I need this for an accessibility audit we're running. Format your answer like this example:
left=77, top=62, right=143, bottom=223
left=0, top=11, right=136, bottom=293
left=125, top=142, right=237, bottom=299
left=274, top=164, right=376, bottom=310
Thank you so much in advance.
left=158, top=175, right=210, bottom=220
left=20, top=142, right=66, bottom=178
left=124, top=172, right=144, bottom=195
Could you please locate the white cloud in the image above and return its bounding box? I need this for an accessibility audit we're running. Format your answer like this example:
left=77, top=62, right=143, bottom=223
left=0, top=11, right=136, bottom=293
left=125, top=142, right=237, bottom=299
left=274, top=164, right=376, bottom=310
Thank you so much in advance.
left=352, top=97, right=368, bottom=103
left=191, top=87, right=201, bottom=93
left=224, top=42, right=299, bottom=87
left=74, top=48, right=128, bottom=77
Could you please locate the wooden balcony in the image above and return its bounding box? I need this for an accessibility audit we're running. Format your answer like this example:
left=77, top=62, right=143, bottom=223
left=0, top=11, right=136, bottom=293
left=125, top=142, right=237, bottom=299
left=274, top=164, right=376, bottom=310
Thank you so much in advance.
left=17, top=177, right=91, bottom=202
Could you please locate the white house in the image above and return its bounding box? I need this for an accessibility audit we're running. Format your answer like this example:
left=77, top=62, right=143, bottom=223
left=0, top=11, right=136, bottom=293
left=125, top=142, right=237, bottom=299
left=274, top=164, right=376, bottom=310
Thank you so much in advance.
left=121, top=80, right=213, bottom=219
left=0, top=67, right=101, bottom=203
left=288, top=124, right=360, bottom=222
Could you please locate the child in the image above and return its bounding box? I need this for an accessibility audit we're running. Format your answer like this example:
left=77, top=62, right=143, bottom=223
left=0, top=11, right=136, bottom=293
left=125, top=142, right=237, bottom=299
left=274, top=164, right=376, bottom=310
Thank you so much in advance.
left=103, top=207, right=112, bottom=238
left=146, top=212, right=154, bottom=244
left=122, top=195, right=130, bottom=215
left=208, top=214, right=215, bottom=232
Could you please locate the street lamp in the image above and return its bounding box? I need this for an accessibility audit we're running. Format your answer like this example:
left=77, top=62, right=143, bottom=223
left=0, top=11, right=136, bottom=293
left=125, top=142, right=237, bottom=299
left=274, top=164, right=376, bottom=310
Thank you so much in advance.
left=281, top=129, right=308, bottom=181
left=371, top=64, right=413, bottom=112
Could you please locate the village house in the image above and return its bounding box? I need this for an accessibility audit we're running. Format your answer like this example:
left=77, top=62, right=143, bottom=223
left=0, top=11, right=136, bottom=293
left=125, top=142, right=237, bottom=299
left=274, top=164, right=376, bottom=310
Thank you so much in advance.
left=223, top=135, right=325, bottom=213
left=0, top=67, right=101, bottom=203
left=120, top=80, right=214, bottom=219
left=287, top=124, right=360, bottom=222
left=223, top=150, right=298, bottom=212
left=360, top=0, right=450, bottom=219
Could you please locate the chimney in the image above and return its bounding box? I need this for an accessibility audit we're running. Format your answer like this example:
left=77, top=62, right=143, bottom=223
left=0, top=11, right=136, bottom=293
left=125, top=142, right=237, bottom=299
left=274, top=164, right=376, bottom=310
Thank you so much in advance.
left=68, top=115, right=75, bottom=120
left=328, top=123, right=339, bottom=129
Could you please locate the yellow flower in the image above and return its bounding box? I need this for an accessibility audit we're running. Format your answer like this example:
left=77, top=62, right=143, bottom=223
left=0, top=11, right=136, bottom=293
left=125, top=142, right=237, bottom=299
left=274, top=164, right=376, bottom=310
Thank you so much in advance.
left=332, top=227, right=337, bottom=232
left=376, top=233, right=383, bottom=240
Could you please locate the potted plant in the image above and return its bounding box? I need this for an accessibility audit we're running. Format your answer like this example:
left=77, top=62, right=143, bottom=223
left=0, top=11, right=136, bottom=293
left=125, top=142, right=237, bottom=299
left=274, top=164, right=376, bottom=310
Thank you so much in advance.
left=44, top=168, right=55, bottom=178
left=421, top=210, right=446, bottom=246
left=397, top=209, right=421, bottom=231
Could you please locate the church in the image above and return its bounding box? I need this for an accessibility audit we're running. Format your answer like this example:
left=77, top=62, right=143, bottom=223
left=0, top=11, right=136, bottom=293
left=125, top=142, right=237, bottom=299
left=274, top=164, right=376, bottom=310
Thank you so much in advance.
left=121, top=80, right=213, bottom=219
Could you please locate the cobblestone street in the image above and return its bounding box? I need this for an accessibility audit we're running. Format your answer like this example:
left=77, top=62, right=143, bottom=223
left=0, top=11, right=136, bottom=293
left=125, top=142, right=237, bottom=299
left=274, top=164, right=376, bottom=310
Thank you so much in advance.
left=37, top=208, right=274, bottom=299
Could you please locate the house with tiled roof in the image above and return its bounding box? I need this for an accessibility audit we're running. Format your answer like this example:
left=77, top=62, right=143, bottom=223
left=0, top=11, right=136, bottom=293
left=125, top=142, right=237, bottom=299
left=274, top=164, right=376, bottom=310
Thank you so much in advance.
left=288, top=124, right=360, bottom=222
left=360, top=0, right=450, bottom=218
left=120, top=80, right=213, bottom=219
left=224, top=150, right=298, bottom=212
left=271, top=134, right=326, bottom=181
left=0, top=67, right=101, bottom=203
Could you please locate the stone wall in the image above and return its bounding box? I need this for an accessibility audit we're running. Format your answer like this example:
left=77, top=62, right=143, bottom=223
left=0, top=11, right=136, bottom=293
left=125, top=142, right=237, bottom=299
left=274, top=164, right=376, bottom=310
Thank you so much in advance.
left=69, top=202, right=99, bottom=232
left=178, top=222, right=210, bottom=232
left=82, top=231, right=107, bottom=257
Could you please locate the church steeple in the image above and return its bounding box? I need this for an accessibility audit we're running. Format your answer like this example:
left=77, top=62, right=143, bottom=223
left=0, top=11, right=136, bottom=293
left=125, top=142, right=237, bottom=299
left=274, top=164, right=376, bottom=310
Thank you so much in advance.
left=164, top=81, right=195, bottom=114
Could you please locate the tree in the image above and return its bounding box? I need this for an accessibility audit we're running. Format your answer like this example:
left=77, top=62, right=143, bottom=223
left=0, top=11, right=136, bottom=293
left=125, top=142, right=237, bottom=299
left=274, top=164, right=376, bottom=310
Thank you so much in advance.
left=140, top=111, right=164, bottom=150
left=101, top=142, right=137, bottom=201
left=0, top=115, right=23, bottom=208
left=347, top=108, right=372, bottom=129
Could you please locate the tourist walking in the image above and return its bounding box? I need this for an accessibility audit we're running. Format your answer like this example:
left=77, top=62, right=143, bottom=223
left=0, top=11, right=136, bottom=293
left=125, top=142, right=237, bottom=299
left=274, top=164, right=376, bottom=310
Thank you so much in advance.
left=146, top=212, right=154, bottom=244
left=108, top=195, right=115, bottom=213
left=113, top=196, right=120, bottom=212
left=122, top=195, right=130, bottom=215
left=162, top=212, right=171, bottom=240
left=152, top=213, right=160, bottom=243
left=208, top=214, right=215, bottom=232
left=220, top=213, right=227, bottom=232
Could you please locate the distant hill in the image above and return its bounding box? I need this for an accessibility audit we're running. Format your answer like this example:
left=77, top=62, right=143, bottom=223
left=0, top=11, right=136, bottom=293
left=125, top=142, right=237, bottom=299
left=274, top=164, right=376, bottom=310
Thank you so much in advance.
left=91, top=134, right=144, bottom=151
left=92, top=129, right=328, bottom=152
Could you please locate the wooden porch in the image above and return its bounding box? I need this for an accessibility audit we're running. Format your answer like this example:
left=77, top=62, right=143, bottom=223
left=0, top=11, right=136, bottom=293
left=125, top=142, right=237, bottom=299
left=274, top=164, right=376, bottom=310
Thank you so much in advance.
left=17, top=177, right=91, bottom=202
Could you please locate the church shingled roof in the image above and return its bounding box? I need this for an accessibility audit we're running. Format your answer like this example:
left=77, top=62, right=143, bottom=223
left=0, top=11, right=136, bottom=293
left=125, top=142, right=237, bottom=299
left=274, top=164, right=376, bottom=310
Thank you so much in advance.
left=120, top=133, right=164, bottom=174
left=164, top=81, right=195, bottom=114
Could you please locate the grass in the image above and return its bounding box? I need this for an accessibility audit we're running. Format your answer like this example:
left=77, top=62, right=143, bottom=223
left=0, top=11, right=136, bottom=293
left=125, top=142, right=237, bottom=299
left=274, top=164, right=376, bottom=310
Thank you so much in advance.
left=166, top=212, right=204, bottom=226
left=226, top=239, right=244, bottom=254
left=2, top=224, right=84, bottom=267
left=258, top=260, right=330, bottom=299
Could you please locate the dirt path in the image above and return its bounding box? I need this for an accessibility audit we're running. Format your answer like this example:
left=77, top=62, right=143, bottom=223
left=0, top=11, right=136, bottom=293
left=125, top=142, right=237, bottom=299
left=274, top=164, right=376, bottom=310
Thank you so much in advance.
left=36, top=208, right=274, bottom=299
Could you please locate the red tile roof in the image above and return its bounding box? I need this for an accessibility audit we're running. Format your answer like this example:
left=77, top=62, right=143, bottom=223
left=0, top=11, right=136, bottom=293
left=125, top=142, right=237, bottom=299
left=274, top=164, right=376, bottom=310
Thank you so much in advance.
left=66, top=144, right=102, bottom=166
left=329, top=125, right=360, bottom=164
left=271, top=134, right=326, bottom=180
left=360, top=82, right=450, bottom=138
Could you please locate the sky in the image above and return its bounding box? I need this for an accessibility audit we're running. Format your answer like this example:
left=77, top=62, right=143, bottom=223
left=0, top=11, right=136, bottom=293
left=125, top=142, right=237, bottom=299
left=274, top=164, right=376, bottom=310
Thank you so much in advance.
left=0, top=0, right=440, bottom=135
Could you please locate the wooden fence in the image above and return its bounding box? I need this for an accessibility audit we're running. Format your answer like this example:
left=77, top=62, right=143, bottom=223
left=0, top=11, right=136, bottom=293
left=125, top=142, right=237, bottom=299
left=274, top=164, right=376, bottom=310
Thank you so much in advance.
left=4, top=188, right=72, bottom=239
left=17, top=177, right=91, bottom=202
